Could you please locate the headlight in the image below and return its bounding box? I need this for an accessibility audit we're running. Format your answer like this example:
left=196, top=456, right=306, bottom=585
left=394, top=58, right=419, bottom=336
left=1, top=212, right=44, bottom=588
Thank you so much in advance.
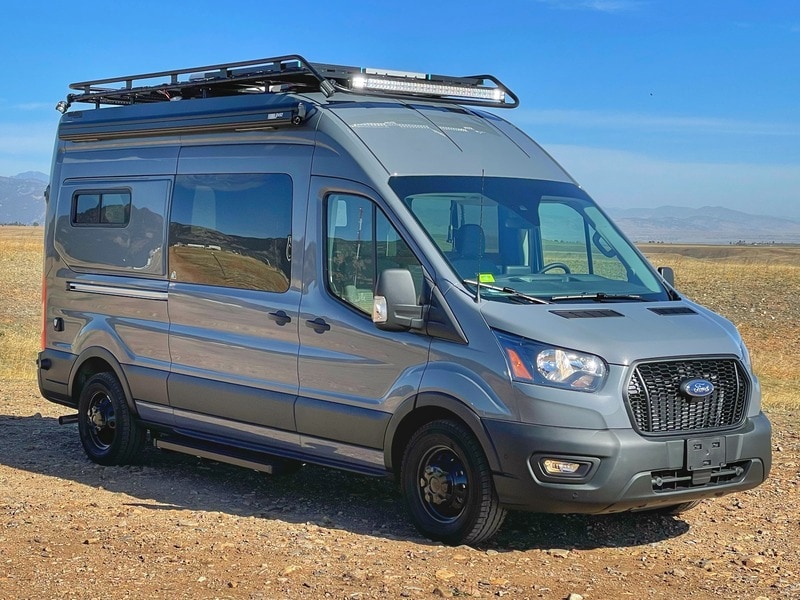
left=494, top=331, right=607, bottom=392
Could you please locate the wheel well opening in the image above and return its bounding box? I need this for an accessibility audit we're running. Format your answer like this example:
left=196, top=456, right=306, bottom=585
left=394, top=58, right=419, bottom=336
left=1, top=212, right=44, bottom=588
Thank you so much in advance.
left=72, top=357, right=115, bottom=405
left=391, top=406, right=471, bottom=476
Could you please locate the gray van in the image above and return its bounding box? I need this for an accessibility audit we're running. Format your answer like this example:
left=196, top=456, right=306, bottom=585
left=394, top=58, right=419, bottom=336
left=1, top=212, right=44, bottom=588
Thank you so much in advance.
left=38, top=55, right=771, bottom=544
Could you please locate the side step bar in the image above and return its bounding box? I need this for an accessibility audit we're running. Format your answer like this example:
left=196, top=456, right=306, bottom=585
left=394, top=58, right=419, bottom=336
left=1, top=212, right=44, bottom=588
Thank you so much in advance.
left=153, top=436, right=300, bottom=475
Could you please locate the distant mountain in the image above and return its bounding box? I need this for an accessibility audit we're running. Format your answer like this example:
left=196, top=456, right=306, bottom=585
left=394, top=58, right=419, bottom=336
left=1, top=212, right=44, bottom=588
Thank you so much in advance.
left=0, top=172, right=47, bottom=225
left=12, top=171, right=49, bottom=183
left=607, top=205, right=800, bottom=244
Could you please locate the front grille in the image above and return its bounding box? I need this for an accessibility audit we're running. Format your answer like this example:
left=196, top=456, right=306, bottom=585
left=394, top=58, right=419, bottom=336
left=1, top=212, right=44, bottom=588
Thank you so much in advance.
left=626, top=358, right=748, bottom=434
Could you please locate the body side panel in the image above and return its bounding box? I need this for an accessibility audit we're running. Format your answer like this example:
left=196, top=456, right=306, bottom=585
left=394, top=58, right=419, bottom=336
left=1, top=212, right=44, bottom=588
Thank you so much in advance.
left=166, top=142, right=313, bottom=432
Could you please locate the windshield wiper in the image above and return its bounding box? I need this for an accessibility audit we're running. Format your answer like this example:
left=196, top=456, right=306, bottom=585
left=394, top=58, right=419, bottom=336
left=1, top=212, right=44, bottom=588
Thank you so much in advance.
left=463, top=280, right=550, bottom=304
left=549, top=292, right=644, bottom=302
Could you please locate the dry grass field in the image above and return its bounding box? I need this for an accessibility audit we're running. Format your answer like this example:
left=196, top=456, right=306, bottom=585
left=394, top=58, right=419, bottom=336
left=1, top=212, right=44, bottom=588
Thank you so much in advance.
left=0, top=226, right=41, bottom=380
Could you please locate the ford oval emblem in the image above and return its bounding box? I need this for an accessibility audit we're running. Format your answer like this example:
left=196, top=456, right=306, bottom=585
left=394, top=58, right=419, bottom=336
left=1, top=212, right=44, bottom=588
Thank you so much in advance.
left=680, top=378, right=714, bottom=398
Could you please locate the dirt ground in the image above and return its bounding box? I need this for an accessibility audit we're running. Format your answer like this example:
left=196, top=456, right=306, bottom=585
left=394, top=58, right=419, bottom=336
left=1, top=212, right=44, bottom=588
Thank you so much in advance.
left=0, top=380, right=796, bottom=600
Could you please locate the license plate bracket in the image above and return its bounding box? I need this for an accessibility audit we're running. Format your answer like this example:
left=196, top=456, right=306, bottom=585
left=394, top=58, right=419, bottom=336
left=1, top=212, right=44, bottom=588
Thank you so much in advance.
left=686, top=436, right=726, bottom=471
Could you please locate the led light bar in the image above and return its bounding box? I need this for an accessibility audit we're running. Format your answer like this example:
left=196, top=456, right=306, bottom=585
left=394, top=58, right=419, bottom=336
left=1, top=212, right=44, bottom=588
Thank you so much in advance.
left=350, top=74, right=506, bottom=104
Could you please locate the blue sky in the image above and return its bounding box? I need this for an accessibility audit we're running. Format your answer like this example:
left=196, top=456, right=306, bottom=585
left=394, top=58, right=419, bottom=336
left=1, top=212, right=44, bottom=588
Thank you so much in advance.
left=2, top=0, right=798, bottom=219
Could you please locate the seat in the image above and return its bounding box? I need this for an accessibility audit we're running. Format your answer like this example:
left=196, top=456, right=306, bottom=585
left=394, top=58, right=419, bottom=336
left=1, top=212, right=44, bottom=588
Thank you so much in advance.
left=449, top=224, right=497, bottom=278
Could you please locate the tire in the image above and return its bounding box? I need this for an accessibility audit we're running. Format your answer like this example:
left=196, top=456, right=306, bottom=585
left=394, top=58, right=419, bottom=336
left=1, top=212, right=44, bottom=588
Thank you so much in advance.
left=77, top=372, right=146, bottom=466
left=401, top=419, right=506, bottom=545
left=654, top=500, right=702, bottom=515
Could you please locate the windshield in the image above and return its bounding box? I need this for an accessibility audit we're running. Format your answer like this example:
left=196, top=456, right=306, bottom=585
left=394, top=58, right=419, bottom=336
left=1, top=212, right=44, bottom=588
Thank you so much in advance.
left=389, top=176, right=670, bottom=303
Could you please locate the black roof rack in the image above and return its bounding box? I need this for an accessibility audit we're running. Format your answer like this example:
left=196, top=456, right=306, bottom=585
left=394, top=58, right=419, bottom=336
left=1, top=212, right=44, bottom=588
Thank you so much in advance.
left=57, top=54, right=519, bottom=113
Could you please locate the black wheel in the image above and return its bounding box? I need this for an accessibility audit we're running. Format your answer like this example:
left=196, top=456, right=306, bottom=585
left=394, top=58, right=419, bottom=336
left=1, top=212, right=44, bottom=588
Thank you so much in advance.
left=539, top=262, right=571, bottom=274
left=401, top=420, right=506, bottom=545
left=78, top=372, right=146, bottom=466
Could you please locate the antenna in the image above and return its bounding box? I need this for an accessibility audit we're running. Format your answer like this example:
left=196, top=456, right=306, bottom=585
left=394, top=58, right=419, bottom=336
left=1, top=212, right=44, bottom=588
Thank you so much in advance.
left=474, top=169, right=487, bottom=304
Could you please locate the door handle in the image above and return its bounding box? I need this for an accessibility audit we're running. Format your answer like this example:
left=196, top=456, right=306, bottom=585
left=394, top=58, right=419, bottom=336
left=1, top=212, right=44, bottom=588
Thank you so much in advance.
left=268, top=310, right=292, bottom=326
left=305, top=317, right=331, bottom=334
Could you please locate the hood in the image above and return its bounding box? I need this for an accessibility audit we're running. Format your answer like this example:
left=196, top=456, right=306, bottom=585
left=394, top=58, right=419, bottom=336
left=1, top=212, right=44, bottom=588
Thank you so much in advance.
left=479, top=299, right=744, bottom=366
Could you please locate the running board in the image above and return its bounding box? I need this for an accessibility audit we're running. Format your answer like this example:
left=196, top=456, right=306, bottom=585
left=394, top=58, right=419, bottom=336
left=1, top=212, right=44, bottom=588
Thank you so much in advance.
left=153, top=436, right=297, bottom=475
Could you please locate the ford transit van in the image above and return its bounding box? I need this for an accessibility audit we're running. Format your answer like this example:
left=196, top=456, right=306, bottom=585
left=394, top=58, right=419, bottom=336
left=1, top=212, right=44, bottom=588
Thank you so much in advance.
left=38, top=55, right=771, bottom=544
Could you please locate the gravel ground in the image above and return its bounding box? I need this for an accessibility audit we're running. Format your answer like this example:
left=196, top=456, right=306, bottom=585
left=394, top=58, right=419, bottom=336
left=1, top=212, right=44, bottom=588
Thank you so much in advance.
left=0, top=380, right=796, bottom=600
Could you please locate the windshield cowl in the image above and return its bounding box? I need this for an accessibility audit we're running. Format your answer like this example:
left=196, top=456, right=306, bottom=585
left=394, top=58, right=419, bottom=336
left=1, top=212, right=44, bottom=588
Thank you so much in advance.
left=549, top=293, right=647, bottom=303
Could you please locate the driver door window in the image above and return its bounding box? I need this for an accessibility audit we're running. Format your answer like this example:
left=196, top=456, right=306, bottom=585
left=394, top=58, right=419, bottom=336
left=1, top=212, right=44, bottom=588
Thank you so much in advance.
left=326, top=194, right=422, bottom=314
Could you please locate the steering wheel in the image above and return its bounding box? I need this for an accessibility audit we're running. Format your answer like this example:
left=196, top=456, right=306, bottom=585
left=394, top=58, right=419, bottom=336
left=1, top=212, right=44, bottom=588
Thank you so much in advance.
left=539, top=262, right=571, bottom=274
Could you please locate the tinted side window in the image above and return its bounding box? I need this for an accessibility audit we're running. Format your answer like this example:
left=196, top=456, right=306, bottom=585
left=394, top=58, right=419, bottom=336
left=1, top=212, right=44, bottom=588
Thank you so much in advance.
left=168, top=174, right=292, bottom=292
left=73, top=190, right=131, bottom=226
left=56, top=179, right=167, bottom=275
left=326, top=194, right=422, bottom=314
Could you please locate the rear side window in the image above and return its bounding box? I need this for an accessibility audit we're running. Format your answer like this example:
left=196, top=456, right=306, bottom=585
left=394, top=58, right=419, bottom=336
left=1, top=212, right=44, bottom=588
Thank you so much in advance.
left=168, top=173, right=293, bottom=292
left=73, top=190, right=131, bottom=226
left=54, top=178, right=169, bottom=276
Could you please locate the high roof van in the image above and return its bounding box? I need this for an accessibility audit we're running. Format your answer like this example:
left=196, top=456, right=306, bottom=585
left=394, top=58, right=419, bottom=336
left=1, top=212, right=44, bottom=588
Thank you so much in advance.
left=38, top=55, right=771, bottom=544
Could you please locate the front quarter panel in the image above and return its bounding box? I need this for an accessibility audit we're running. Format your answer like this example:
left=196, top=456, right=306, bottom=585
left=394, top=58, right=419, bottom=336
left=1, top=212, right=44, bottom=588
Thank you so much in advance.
left=420, top=285, right=516, bottom=420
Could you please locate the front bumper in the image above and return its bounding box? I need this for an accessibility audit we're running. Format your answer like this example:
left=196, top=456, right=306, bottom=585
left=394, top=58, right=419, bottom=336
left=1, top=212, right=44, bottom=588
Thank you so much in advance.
left=485, top=413, right=771, bottom=513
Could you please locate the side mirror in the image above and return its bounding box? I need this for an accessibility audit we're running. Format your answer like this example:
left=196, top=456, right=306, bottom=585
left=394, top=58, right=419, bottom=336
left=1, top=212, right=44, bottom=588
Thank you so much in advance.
left=372, top=269, right=424, bottom=331
left=658, top=266, right=675, bottom=287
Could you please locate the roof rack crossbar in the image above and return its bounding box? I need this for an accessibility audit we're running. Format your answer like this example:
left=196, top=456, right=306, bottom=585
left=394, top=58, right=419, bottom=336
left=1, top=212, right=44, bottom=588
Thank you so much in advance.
left=57, top=54, right=518, bottom=112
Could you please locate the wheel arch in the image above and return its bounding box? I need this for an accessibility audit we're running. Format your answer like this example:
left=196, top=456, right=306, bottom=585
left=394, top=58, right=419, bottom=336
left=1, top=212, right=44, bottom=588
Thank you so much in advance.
left=68, top=347, right=137, bottom=416
left=385, top=392, right=503, bottom=476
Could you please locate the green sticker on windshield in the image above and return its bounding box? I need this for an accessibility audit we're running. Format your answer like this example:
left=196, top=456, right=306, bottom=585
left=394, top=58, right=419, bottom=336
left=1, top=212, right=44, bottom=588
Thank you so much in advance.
left=478, top=273, right=495, bottom=283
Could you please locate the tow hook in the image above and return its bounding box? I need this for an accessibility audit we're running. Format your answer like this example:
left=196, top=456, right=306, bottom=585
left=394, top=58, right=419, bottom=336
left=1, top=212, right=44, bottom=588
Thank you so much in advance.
left=58, top=414, right=79, bottom=425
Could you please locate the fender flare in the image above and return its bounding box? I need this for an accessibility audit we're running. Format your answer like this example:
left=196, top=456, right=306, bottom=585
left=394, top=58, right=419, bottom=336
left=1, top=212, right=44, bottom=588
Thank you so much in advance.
left=68, top=347, right=138, bottom=416
left=383, top=391, right=503, bottom=474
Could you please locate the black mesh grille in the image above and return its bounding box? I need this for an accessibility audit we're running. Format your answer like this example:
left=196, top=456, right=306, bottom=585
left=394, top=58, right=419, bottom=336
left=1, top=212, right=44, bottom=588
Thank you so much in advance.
left=626, top=359, right=748, bottom=434
left=648, top=307, right=697, bottom=316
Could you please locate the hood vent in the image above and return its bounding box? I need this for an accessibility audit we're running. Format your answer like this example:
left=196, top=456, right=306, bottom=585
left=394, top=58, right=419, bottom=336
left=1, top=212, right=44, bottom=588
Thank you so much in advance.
left=648, top=307, right=698, bottom=316
left=550, top=309, right=623, bottom=319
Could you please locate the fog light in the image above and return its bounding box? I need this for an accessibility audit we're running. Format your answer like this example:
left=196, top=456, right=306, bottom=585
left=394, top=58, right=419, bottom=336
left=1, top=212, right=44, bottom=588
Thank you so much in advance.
left=533, top=455, right=597, bottom=482
left=542, top=459, right=582, bottom=475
